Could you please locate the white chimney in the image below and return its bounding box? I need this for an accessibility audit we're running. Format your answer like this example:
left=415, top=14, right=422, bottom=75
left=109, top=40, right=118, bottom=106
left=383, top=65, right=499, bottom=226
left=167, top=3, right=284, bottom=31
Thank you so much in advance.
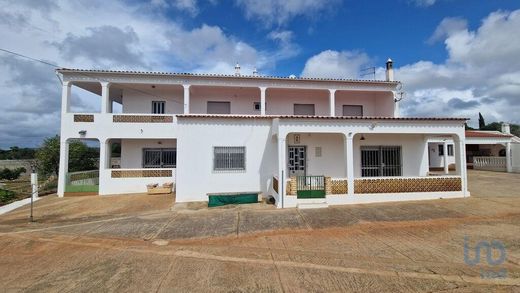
left=234, top=63, right=241, bottom=76
left=252, top=67, right=258, bottom=76
left=501, top=122, right=511, bottom=134
left=385, top=58, right=394, bottom=81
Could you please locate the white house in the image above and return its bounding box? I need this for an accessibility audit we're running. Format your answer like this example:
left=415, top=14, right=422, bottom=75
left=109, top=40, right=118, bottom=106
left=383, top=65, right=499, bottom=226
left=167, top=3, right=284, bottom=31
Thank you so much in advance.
left=56, top=60, right=471, bottom=208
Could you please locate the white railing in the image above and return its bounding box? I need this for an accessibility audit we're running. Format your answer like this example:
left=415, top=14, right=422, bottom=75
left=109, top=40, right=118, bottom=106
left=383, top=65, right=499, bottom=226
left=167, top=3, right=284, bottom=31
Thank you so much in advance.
left=473, top=156, right=506, bottom=172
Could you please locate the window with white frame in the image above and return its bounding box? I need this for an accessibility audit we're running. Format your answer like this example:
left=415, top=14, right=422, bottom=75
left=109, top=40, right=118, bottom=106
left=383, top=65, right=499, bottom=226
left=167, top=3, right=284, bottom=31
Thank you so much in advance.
left=143, top=148, right=176, bottom=168
left=342, top=105, right=363, bottom=116
left=152, top=101, right=165, bottom=114
left=438, top=144, right=454, bottom=156
left=213, top=146, right=246, bottom=171
left=361, top=146, right=402, bottom=177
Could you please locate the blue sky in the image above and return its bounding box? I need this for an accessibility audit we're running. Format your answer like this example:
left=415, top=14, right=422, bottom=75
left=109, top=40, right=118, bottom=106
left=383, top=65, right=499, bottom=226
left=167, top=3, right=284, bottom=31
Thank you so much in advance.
left=0, top=0, right=520, bottom=147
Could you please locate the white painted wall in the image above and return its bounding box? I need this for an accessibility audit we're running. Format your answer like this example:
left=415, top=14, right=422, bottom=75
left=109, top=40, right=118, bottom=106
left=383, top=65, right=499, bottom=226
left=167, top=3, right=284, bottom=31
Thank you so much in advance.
left=286, top=133, right=346, bottom=178
left=353, top=134, right=429, bottom=177
left=99, top=169, right=175, bottom=195
left=512, top=143, right=520, bottom=173
left=335, top=91, right=394, bottom=117
left=428, top=142, right=456, bottom=169
left=176, top=118, right=277, bottom=202
left=122, top=87, right=184, bottom=114
left=120, top=139, right=177, bottom=168
left=266, top=88, right=330, bottom=116
left=190, top=86, right=260, bottom=114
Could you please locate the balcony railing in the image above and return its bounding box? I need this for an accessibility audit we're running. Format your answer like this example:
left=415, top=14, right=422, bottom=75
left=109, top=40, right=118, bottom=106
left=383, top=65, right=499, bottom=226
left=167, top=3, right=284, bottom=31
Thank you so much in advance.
left=113, top=114, right=173, bottom=123
left=473, top=156, right=506, bottom=171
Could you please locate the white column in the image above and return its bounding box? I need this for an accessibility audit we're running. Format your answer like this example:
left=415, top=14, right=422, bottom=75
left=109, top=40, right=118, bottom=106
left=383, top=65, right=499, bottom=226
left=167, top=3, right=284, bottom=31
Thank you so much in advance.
left=506, top=142, right=512, bottom=173
left=183, top=84, right=190, bottom=114
left=345, top=134, right=354, bottom=195
left=393, top=91, right=400, bottom=117
left=57, top=139, right=69, bottom=197
left=99, top=139, right=109, bottom=171
left=101, top=82, right=111, bottom=114
left=454, top=138, right=468, bottom=196
left=260, top=87, right=266, bottom=115
left=31, top=172, right=38, bottom=200
left=277, top=136, right=286, bottom=208
left=329, top=89, right=336, bottom=117
left=443, top=141, right=449, bottom=174
left=61, top=81, right=71, bottom=114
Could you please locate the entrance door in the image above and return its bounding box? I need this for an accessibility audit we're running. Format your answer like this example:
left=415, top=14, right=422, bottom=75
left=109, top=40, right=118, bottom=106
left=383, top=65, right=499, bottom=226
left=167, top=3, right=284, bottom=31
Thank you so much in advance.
left=288, top=146, right=306, bottom=177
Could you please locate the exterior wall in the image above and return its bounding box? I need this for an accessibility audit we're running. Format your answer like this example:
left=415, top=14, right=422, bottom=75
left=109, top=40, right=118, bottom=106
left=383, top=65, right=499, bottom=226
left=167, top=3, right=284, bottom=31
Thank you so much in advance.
left=286, top=133, right=346, bottom=178
left=428, top=142, right=456, bottom=169
left=120, top=139, right=177, bottom=168
left=122, top=87, right=184, bottom=114
left=512, top=143, right=520, bottom=173
left=353, top=134, right=429, bottom=177
left=266, top=88, right=329, bottom=116
left=0, top=160, right=35, bottom=175
left=176, top=118, right=277, bottom=202
left=99, top=169, right=175, bottom=195
left=335, top=91, right=394, bottom=117
left=190, top=86, right=260, bottom=115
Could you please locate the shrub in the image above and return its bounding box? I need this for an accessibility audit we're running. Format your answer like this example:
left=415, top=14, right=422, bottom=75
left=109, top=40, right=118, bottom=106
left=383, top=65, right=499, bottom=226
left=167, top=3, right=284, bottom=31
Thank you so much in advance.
left=0, top=167, right=26, bottom=181
left=0, top=188, right=16, bottom=204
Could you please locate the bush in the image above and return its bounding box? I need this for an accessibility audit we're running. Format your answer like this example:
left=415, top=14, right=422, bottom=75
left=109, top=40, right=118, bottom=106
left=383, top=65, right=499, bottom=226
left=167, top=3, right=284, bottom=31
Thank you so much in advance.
left=0, top=167, right=26, bottom=181
left=0, top=188, right=16, bottom=204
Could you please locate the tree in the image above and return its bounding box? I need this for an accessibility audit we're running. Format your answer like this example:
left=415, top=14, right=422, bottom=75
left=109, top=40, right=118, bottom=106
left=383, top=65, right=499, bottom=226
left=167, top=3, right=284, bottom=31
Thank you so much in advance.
left=478, top=112, right=486, bottom=130
left=36, top=135, right=97, bottom=176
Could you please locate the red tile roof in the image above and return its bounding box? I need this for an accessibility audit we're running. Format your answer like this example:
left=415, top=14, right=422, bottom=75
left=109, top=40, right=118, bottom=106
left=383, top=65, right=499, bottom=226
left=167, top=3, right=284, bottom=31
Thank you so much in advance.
left=176, top=114, right=468, bottom=121
left=465, top=130, right=513, bottom=138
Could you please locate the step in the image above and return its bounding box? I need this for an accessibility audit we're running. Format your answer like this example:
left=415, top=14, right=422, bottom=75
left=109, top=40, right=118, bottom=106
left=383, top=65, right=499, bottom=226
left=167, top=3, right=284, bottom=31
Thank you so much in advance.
left=297, top=202, right=329, bottom=209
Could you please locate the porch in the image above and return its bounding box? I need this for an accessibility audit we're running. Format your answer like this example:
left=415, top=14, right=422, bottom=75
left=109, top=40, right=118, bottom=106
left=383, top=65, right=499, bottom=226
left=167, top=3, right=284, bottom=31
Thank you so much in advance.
left=269, top=123, right=468, bottom=208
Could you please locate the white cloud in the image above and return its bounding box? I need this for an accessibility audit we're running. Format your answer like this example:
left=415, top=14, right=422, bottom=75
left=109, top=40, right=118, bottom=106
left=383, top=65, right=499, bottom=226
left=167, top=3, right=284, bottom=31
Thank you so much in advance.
left=411, top=0, right=436, bottom=7
left=301, top=50, right=371, bottom=79
left=234, top=0, right=339, bottom=26
left=151, top=0, right=199, bottom=15
left=301, top=9, right=520, bottom=127
left=0, top=0, right=294, bottom=147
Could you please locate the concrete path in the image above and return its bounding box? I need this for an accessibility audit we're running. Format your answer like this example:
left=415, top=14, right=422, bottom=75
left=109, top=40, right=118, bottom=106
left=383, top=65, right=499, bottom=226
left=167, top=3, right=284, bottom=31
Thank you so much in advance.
left=0, top=170, right=519, bottom=292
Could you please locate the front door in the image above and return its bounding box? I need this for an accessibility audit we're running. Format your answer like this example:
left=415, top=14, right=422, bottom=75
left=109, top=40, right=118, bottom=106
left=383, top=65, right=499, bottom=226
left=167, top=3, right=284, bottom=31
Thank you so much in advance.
left=288, top=146, right=306, bottom=177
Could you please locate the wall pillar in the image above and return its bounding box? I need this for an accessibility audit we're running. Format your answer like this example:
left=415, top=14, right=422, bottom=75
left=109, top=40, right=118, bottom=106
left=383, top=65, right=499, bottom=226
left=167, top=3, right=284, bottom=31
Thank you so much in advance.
left=183, top=84, right=190, bottom=114
left=57, top=139, right=69, bottom=197
left=454, top=137, right=468, bottom=196
left=345, top=134, right=354, bottom=195
left=506, top=142, right=512, bottom=173
left=61, top=81, right=71, bottom=114
left=277, top=136, right=286, bottom=207
left=99, top=139, right=109, bottom=171
left=260, top=87, right=266, bottom=115
left=101, top=82, right=111, bottom=114
left=329, top=89, right=336, bottom=117
left=393, top=91, right=400, bottom=117
left=443, top=141, right=449, bottom=174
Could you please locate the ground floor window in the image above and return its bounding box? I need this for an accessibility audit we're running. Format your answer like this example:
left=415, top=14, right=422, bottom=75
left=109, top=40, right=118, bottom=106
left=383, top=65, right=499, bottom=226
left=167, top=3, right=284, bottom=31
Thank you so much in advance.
left=213, top=146, right=246, bottom=171
left=438, top=144, right=454, bottom=156
left=361, top=146, right=402, bottom=177
left=143, top=148, right=176, bottom=168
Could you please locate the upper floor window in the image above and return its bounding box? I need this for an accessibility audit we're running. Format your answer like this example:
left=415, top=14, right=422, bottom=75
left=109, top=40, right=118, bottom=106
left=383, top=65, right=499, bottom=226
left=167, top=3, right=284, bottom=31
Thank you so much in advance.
left=143, top=148, right=176, bottom=168
left=152, top=101, right=165, bottom=114
left=294, top=104, right=315, bottom=115
left=207, top=101, right=231, bottom=114
left=342, top=105, right=363, bottom=117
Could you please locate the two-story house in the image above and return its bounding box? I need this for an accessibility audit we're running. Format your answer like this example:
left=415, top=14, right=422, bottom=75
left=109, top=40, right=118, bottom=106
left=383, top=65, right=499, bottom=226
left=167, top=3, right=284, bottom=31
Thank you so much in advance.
left=56, top=60, right=469, bottom=208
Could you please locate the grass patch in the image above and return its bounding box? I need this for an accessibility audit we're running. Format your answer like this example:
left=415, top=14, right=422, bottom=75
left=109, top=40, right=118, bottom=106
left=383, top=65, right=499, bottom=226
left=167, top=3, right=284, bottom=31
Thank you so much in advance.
left=0, top=188, right=16, bottom=205
left=65, top=185, right=99, bottom=193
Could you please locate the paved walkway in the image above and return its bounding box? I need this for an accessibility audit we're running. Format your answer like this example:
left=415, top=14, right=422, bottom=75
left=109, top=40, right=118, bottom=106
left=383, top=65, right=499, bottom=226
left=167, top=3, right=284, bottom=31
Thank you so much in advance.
left=0, top=170, right=519, bottom=292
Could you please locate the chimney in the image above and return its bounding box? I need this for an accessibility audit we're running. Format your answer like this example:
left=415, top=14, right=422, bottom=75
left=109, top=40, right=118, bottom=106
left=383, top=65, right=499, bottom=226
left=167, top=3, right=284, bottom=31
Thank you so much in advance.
left=234, top=63, right=241, bottom=76
left=501, top=122, right=511, bottom=134
left=252, top=67, right=258, bottom=76
left=385, top=58, right=394, bottom=81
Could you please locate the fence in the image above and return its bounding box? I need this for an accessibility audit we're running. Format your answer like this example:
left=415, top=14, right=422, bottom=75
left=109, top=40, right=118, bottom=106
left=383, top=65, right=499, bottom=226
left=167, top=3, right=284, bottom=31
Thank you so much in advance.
left=473, top=156, right=506, bottom=172
left=65, top=170, right=99, bottom=193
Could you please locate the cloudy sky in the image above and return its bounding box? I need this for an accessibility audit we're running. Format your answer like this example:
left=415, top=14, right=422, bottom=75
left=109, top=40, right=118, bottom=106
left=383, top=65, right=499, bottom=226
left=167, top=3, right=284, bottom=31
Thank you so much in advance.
left=0, top=0, right=519, bottom=148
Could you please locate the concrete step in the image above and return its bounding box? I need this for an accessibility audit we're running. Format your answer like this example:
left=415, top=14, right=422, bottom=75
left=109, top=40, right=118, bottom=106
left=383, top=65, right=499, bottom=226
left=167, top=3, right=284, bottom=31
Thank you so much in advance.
left=297, top=202, right=329, bottom=209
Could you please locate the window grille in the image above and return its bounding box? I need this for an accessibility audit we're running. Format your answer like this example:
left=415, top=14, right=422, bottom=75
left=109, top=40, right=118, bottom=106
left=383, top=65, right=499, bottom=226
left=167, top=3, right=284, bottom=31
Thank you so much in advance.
left=213, top=146, right=246, bottom=171
left=361, top=146, right=402, bottom=177
left=143, top=148, right=176, bottom=168
left=342, top=105, right=363, bottom=116
left=152, top=101, right=165, bottom=114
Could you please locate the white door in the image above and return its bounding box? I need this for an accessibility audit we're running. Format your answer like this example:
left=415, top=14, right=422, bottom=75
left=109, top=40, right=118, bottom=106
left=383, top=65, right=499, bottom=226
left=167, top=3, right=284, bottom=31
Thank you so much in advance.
left=288, top=146, right=306, bottom=176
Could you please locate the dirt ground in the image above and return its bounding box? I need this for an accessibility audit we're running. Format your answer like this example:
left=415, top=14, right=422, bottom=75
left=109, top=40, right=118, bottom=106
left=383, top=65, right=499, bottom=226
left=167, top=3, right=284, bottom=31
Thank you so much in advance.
left=0, top=170, right=519, bottom=292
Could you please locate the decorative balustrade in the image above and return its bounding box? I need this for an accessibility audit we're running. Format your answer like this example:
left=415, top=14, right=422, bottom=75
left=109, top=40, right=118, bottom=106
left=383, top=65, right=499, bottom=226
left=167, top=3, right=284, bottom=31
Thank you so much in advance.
left=329, top=178, right=348, bottom=194
left=473, top=156, right=506, bottom=171
left=354, top=176, right=462, bottom=194
left=273, top=176, right=279, bottom=193
left=111, top=169, right=173, bottom=178
left=113, top=115, right=173, bottom=123
left=74, top=114, right=94, bottom=122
